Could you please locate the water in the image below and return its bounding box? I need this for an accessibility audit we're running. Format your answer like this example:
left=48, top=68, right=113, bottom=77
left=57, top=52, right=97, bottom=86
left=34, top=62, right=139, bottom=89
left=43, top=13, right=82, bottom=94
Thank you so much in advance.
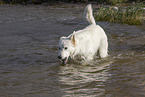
left=0, top=4, right=145, bottom=97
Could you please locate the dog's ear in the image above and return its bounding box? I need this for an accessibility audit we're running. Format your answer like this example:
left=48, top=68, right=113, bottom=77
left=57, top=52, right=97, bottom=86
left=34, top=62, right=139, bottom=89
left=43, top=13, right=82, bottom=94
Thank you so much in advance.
left=60, top=36, right=66, bottom=40
left=71, top=31, right=76, bottom=45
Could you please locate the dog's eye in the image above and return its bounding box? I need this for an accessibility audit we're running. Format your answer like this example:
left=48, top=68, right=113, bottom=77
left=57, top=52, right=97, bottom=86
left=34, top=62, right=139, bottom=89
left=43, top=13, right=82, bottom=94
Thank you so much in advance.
left=64, top=47, right=68, bottom=50
left=58, top=47, right=61, bottom=50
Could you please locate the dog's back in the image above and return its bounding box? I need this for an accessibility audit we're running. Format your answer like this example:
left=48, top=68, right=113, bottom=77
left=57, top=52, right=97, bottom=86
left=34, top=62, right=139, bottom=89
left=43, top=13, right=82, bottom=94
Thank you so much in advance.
left=74, top=4, right=108, bottom=59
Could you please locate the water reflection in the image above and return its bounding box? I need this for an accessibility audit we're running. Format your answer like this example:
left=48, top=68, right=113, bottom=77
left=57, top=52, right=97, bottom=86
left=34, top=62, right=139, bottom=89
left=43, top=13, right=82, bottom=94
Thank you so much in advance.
left=59, top=60, right=113, bottom=96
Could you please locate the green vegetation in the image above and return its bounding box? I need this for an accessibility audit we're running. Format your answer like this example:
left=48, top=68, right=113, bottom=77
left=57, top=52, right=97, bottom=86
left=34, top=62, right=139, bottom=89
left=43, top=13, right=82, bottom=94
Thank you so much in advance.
left=106, top=0, right=128, bottom=5
left=95, top=3, right=145, bottom=25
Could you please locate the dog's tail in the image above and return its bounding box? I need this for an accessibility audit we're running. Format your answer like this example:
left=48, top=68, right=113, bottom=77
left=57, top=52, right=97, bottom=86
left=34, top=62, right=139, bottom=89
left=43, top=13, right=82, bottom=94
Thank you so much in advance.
left=84, top=4, right=96, bottom=25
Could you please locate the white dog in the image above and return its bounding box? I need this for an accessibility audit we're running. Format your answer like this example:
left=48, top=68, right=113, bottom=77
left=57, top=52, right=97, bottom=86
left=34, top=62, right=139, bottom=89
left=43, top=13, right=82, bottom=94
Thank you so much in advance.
left=58, top=4, right=108, bottom=64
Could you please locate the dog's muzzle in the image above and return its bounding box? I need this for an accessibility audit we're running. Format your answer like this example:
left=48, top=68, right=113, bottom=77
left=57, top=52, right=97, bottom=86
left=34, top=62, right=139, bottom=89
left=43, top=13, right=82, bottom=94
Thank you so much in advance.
left=58, top=56, right=68, bottom=64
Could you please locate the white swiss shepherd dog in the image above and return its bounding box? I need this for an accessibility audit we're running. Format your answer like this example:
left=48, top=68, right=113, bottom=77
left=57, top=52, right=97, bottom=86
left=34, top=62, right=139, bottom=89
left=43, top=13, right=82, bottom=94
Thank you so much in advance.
left=58, top=4, right=108, bottom=64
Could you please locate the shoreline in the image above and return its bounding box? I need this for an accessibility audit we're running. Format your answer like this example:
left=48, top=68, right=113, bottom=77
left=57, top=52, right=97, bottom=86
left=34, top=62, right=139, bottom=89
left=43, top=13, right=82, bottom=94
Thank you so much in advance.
left=0, top=2, right=144, bottom=25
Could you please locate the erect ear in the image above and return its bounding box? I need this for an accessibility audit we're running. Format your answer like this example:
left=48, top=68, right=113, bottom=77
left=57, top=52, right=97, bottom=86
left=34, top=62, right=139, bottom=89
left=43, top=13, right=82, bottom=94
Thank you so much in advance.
left=71, top=31, right=76, bottom=45
left=60, top=36, right=66, bottom=39
left=60, top=36, right=66, bottom=41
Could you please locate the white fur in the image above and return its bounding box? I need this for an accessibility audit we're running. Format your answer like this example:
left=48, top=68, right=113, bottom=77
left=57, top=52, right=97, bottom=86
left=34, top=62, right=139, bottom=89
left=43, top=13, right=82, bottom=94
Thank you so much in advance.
left=58, top=4, right=108, bottom=64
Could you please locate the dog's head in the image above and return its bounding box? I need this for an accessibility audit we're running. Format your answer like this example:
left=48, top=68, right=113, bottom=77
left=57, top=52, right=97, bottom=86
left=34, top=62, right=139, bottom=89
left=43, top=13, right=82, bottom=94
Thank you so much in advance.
left=58, top=31, right=76, bottom=64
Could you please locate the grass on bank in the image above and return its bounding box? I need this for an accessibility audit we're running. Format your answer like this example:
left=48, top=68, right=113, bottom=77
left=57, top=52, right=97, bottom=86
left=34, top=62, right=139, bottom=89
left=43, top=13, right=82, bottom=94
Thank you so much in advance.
left=95, top=4, right=145, bottom=25
left=106, top=0, right=128, bottom=5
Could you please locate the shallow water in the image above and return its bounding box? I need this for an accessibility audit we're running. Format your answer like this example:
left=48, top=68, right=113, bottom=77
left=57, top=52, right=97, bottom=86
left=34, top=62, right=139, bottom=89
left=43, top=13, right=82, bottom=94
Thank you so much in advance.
left=0, top=4, right=145, bottom=97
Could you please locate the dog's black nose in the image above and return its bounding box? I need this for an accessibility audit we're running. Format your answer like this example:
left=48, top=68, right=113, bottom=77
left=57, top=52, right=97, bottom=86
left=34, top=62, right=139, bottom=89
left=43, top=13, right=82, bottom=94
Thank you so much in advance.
left=58, top=56, right=61, bottom=59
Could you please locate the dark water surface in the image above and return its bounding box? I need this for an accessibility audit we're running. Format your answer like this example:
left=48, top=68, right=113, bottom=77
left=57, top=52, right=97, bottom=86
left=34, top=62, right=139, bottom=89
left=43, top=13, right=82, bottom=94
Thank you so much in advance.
left=0, top=4, right=145, bottom=97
